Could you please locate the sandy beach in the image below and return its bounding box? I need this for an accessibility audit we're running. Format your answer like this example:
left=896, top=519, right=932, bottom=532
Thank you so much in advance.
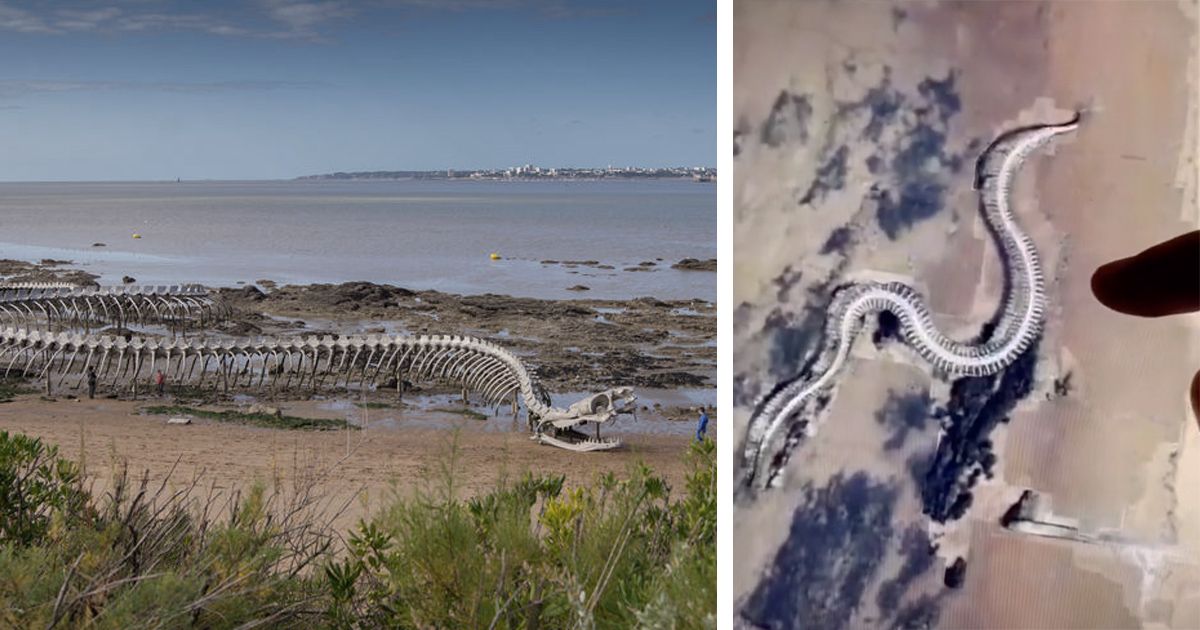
left=0, top=395, right=696, bottom=532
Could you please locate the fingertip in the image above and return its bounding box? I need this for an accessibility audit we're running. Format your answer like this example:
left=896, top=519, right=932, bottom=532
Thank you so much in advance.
left=1192, top=369, right=1200, bottom=428
left=1091, top=230, right=1200, bottom=318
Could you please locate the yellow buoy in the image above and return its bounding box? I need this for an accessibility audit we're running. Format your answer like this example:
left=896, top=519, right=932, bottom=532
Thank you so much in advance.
left=489, top=252, right=500, bottom=260
left=132, top=233, right=142, bottom=239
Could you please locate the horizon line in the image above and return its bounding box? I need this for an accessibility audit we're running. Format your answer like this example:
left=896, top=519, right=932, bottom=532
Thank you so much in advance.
left=0, top=165, right=717, bottom=185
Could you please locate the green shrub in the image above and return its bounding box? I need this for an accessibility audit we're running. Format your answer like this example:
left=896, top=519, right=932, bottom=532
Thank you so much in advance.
left=0, top=432, right=88, bottom=546
left=324, top=436, right=717, bottom=628
left=0, top=377, right=34, bottom=403
left=0, top=445, right=335, bottom=628
left=0, top=430, right=716, bottom=628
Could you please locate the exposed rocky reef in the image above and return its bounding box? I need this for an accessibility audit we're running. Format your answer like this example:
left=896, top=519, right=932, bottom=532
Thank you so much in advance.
left=671, top=258, right=717, bottom=272
left=0, top=259, right=99, bottom=286
left=216, top=281, right=715, bottom=392
left=914, top=342, right=1040, bottom=522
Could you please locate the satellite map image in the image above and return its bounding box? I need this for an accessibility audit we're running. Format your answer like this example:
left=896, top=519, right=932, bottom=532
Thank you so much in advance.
left=733, top=1, right=1200, bottom=628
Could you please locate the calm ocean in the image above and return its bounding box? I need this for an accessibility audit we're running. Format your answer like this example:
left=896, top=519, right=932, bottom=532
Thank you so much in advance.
left=0, top=179, right=715, bottom=301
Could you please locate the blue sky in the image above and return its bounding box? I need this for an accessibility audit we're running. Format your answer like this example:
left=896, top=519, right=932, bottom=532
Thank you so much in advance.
left=0, top=1, right=714, bottom=181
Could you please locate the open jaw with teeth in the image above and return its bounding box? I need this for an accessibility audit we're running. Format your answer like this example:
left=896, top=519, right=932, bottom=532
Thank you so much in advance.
left=0, top=283, right=637, bottom=452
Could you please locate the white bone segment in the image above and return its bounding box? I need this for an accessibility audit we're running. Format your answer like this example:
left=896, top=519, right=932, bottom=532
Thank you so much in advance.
left=0, top=284, right=637, bottom=452
left=742, top=115, right=1081, bottom=488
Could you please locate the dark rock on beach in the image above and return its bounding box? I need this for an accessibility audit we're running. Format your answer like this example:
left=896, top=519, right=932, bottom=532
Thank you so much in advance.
left=0, top=259, right=99, bottom=287
left=671, top=258, right=717, bottom=272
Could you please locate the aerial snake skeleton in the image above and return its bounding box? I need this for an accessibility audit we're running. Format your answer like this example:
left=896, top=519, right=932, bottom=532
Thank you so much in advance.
left=742, top=114, right=1081, bottom=488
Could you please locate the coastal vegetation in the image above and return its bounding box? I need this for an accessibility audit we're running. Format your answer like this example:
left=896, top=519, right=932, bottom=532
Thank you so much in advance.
left=0, top=431, right=715, bottom=628
left=0, top=376, right=34, bottom=403
left=352, top=401, right=394, bottom=410
left=430, top=405, right=491, bottom=421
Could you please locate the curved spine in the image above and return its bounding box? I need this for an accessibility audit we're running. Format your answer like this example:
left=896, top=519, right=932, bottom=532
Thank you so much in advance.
left=743, top=115, right=1081, bottom=488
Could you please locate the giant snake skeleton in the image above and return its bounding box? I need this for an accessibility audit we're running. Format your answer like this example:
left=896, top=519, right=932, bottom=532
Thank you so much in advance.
left=0, top=282, right=635, bottom=452
left=743, top=114, right=1081, bottom=488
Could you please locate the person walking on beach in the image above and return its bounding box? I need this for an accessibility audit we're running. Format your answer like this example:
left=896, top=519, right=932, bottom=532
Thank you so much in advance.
left=154, top=369, right=165, bottom=397
left=87, top=368, right=97, bottom=399
left=695, top=406, right=709, bottom=442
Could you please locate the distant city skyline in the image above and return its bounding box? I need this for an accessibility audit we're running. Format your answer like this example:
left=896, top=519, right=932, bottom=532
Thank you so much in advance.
left=0, top=0, right=715, bottom=182
left=299, top=163, right=717, bottom=181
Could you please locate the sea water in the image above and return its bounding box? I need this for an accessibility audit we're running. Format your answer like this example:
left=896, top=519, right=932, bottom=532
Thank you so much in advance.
left=0, top=179, right=715, bottom=301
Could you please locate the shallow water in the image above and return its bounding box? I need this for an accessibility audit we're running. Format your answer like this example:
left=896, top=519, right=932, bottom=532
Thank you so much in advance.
left=0, top=179, right=715, bottom=301
left=301, top=387, right=712, bottom=438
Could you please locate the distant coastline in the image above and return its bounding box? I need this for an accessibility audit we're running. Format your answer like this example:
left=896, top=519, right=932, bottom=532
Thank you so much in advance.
left=297, top=165, right=717, bottom=182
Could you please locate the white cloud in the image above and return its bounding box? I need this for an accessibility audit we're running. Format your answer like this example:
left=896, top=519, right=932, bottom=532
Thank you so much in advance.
left=0, top=80, right=320, bottom=99
left=0, top=1, right=350, bottom=40
left=380, top=0, right=631, bottom=18
left=261, top=0, right=351, bottom=36
left=0, top=3, right=56, bottom=33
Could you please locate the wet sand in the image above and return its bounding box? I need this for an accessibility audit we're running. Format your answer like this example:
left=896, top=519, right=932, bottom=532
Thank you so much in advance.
left=0, top=395, right=695, bottom=532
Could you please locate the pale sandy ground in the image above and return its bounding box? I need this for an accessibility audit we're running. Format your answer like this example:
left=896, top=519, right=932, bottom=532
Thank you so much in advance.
left=943, top=2, right=1200, bottom=627
left=735, top=0, right=1200, bottom=627
left=0, top=395, right=694, bottom=533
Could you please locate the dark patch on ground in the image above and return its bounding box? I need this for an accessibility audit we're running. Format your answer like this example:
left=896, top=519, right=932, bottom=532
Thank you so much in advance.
left=733, top=372, right=759, bottom=409
left=740, top=472, right=900, bottom=630
left=872, top=310, right=900, bottom=345
left=1052, top=371, right=1074, bottom=399
left=875, top=179, right=947, bottom=240
left=820, top=225, right=855, bottom=256
left=733, top=301, right=764, bottom=407
left=771, top=265, right=804, bottom=302
left=1001, top=490, right=1033, bottom=527
left=893, top=123, right=950, bottom=180
left=874, top=116, right=966, bottom=239
left=833, top=68, right=966, bottom=240
left=917, top=72, right=961, bottom=125
left=891, top=6, right=908, bottom=30
left=875, top=388, right=931, bottom=451
left=851, top=71, right=905, bottom=142
left=763, top=307, right=821, bottom=384
left=914, top=341, right=1040, bottom=522
left=735, top=117, right=751, bottom=158
left=763, top=281, right=834, bottom=382
left=875, top=525, right=937, bottom=613
left=760, top=90, right=813, bottom=148
left=943, top=557, right=967, bottom=589
left=799, top=145, right=850, bottom=206
left=891, top=595, right=942, bottom=630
